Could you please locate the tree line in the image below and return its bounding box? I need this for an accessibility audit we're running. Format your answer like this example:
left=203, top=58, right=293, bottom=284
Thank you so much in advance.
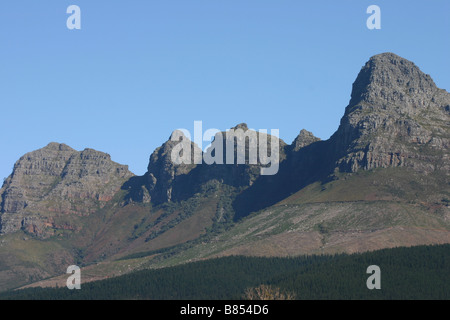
left=1, top=244, right=448, bottom=300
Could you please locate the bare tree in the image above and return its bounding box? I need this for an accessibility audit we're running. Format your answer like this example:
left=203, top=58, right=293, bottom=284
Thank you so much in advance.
left=244, top=284, right=295, bottom=300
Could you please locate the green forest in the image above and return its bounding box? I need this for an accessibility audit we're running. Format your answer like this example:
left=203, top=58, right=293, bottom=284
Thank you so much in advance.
left=1, top=244, right=448, bottom=300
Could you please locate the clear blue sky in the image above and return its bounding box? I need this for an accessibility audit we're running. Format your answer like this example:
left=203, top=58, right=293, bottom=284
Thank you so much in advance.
left=1, top=0, right=449, bottom=180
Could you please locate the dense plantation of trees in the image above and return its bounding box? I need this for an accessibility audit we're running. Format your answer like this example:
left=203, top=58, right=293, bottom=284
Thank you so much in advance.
left=1, top=244, right=448, bottom=300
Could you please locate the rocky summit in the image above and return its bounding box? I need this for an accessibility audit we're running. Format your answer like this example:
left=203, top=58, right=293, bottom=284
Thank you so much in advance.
left=0, top=143, right=133, bottom=237
left=290, top=129, right=321, bottom=152
left=330, top=52, right=450, bottom=173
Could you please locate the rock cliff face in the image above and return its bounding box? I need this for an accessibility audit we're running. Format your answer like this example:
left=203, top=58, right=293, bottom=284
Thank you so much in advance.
left=144, top=130, right=202, bottom=204
left=329, top=52, right=450, bottom=174
left=0, top=143, right=133, bottom=237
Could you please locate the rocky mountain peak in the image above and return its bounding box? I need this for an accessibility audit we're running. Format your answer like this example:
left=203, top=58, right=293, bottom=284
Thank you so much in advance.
left=348, top=52, right=437, bottom=111
left=291, top=129, right=320, bottom=152
left=143, top=132, right=201, bottom=204
left=0, top=143, right=134, bottom=237
left=231, top=123, right=249, bottom=131
left=43, top=142, right=75, bottom=152
left=331, top=53, right=450, bottom=173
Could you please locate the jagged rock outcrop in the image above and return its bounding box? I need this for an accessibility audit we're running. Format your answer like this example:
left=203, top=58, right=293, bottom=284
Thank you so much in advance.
left=329, top=52, right=450, bottom=174
left=290, top=129, right=321, bottom=152
left=0, top=143, right=134, bottom=237
left=126, top=124, right=288, bottom=205
left=198, top=123, right=288, bottom=187
left=144, top=130, right=202, bottom=204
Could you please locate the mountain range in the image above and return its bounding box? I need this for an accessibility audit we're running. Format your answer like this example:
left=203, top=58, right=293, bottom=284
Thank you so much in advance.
left=0, top=52, right=449, bottom=292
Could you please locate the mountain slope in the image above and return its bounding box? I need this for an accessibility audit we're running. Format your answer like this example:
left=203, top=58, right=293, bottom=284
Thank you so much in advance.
left=0, top=52, right=449, bottom=292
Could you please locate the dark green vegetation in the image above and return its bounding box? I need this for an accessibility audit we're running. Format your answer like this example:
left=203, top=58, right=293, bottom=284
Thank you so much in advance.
left=1, top=244, right=448, bottom=300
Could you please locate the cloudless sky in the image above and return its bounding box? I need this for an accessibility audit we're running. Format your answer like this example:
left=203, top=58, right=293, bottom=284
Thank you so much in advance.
left=0, top=0, right=449, bottom=180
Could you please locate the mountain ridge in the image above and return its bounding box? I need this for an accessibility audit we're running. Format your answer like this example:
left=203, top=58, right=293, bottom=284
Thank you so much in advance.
left=0, top=52, right=449, bottom=292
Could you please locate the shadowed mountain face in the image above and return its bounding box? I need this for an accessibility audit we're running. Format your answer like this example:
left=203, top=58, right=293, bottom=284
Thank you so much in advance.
left=0, top=53, right=449, bottom=292
left=125, top=123, right=289, bottom=207
left=235, top=53, right=449, bottom=216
